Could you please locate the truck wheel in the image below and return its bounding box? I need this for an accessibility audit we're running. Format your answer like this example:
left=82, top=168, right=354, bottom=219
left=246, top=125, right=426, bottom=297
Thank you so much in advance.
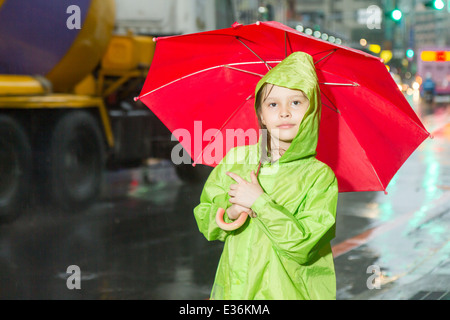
left=49, top=111, right=105, bottom=210
left=0, top=115, right=32, bottom=221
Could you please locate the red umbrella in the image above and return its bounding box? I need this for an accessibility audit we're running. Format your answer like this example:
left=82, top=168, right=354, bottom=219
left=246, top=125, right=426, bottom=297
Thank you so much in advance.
left=135, top=21, right=430, bottom=193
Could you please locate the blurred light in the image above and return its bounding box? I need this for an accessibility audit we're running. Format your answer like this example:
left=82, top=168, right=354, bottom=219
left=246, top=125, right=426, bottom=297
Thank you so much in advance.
left=296, top=25, right=304, bottom=32
left=415, top=75, right=423, bottom=85
left=369, top=44, right=381, bottom=54
left=335, top=38, right=342, bottom=45
left=402, top=84, right=409, bottom=92
left=406, top=49, right=415, bottom=59
left=407, top=87, right=414, bottom=95
left=305, top=28, right=313, bottom=35
left=313, top=31, right=321, bottom=38
left=413, top=86, right=420, bottom=102
left=391, top=9, right=402, bottom=21
left=258, top=6, right=267, bottom=13
left=379, top=200, right=395, bottom=222
left=360, top=38, right=368, bottom=46
left=328, top=36, right=336, bottom=43
left=434, top=0, right=445, bottom=10
left=421, top=50, right=450, bottom=62
left=412, top=81, right=420, bottom=90
left=321, top=33, right=328, bottom=41
left=381, top=50, right=393, bottom=63
left=423, top=147, right=440, bottom=203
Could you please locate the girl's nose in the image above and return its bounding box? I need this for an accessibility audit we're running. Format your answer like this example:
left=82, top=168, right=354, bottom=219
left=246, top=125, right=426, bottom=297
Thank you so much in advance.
left=279, top=106, right=291, bottom=118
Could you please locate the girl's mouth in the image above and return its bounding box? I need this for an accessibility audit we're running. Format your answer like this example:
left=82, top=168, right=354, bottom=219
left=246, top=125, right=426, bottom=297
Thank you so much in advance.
left=277, top=124, right=295, bottom=129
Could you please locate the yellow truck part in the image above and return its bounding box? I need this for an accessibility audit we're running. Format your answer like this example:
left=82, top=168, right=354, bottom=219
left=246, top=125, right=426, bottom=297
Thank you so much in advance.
left=0, top=93, right=114, bottom=148
left=0, top=75, right=50, bottom=96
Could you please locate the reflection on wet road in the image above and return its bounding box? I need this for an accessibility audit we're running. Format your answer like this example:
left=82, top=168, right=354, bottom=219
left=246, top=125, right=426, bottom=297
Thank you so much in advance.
left=0, top=102, right=449, bottom=300
left=332, top=101, right=450, bottom=299
left=0, top=162, right=221, bottom=299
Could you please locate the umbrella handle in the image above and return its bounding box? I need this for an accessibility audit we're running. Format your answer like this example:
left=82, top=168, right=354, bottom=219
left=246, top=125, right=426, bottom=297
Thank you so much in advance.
left=215, top=207, right=248, bottom=231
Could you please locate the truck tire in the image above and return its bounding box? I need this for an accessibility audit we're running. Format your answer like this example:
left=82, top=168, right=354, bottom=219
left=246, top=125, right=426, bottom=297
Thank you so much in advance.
left=48, top=111, right=105, bottom=210
left=0, top=115, right=32, bottom=221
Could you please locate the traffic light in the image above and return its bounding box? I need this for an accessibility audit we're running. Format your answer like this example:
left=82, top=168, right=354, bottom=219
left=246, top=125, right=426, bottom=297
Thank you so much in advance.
left=406, top=49, right=415, bottom=60
left=390, top=9, right=402, bottom=21
left=424, top=0, right=445, bottom=10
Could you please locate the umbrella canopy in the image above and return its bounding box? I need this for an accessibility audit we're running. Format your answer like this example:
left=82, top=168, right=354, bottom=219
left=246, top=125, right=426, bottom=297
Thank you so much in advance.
left=136, top=21, right=430, bottom=192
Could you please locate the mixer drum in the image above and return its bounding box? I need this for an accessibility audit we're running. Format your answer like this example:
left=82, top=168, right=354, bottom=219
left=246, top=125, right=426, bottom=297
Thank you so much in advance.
left=0, top=0, right=115, bottom=92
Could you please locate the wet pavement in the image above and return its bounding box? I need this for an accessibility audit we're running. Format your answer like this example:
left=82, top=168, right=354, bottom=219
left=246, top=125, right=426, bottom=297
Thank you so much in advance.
left=333, top=97, right=450, bottom=300
left=0, top=162, right=221, bottom=299
left=0, top=96, right=449, bottom=300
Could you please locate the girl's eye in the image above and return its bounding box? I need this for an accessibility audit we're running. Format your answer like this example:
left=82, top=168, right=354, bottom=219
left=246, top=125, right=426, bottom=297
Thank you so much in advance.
left=269, top=103, right=277, bottom=108
left=292, top=101, right=300, bottom=106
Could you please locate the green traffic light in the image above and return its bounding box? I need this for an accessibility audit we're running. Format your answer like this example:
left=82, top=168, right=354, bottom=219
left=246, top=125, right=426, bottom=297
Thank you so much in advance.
left=391, top=9, right=402, bottom=21
left=425, top=0, right=446, bottom=10
left=406, top=49, right=414, bottom=59
left=433, top=0, right=445, bottom=10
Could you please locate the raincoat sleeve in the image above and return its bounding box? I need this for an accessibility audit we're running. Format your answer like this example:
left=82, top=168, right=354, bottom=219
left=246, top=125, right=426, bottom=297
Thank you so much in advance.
left=193, top=152, right=235, bottom=242
left=251, top=165, right=338, bottom=264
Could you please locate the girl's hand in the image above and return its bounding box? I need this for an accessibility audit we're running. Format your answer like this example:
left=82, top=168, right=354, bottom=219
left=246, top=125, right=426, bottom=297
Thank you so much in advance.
left=226, top=204, right=256, bottom=220
left=226, top=171, right=264, bottom=209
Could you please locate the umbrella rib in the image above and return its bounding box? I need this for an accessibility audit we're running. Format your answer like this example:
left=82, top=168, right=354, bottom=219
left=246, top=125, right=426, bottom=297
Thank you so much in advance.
left=285, top=32, right=294, bottom=57
left=330, top=62, right=430, bottom=138
left=236, top=37, right=272, bottom=71
left=314, top=49, right=338, bottom=65
left=320, top=90, right=340, bottom=113
left=137, top=65, right=225, bottom=100
left=136, top=61, right=281, bottom=101
left=193, top=94, right=255, bottom=166
left=319, top=69, right=360, bottom=87
left=284, top=32, right=287, bottom=57
left=135, top=60, right=281, bottom=101
left=322, top=101, right=339, bottom=114
left=320, top=82, right=359, bottom=87
left=224, top=66, right=265, bottom=78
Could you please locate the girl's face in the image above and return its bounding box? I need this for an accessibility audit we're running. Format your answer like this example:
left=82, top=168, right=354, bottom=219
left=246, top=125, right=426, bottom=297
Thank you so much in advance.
left=259, top=85, right=310, bottom=147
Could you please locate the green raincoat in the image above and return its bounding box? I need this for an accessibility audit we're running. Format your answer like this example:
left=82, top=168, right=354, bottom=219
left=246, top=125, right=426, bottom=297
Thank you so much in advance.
left=193, top=52, right=338, bottom=300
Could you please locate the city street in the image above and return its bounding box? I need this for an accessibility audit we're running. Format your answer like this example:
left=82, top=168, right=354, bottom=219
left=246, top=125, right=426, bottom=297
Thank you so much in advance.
left=0, top=96, right=448, bottom=300
left=1, top=0, right=450, bottom=304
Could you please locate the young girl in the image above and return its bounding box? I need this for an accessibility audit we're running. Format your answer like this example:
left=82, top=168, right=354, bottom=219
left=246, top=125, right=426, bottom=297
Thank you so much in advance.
left=193, top=52, right=338, bottom=300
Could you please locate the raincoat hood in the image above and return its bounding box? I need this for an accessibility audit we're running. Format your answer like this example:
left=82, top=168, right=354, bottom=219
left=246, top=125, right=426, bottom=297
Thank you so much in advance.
left=255, top=52, right=321, bottom=163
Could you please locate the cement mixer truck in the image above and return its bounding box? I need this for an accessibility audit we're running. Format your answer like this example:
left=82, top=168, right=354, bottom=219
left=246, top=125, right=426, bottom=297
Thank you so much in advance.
left=0, top=0, right=234, bottom=220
